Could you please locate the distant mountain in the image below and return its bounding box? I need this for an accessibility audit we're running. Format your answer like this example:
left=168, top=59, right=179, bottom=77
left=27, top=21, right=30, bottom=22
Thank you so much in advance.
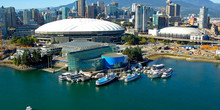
left=18, top=0, right=220, bottom=17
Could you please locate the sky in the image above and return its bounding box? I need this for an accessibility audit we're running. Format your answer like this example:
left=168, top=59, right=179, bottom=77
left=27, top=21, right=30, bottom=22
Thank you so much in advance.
left=0, top=0, right=220, bottom=9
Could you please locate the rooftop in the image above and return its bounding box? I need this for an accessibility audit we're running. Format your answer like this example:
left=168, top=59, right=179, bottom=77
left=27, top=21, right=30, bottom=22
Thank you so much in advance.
left=102, top=53, right=124, bottom=57
left=54, top=40, right=108, bottom=50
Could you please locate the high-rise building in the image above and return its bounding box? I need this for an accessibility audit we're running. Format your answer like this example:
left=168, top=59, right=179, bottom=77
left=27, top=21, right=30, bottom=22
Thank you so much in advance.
left=97, top=1, right=104, bottom=12
left=31, top=8, right=39, bottom=24
left=166, top=0, right=181, bottom=24
left=6, top=7, right=16, bottom=27
left=62, top=7, right=69, bottom=19
left=199, top=6, right=208, bottom=29
left=86, top=6, right=98, bottom=18
left=166, top=3, right=180, bottom=17
left=174, top=4, right=180, bottom=17
left=132, top=3, right=137, bottom=12
left=158, top=16, right=168, bottom=29
left=73, top=1, right=78, bottom=12
left=0, top=6, right=7, bottom=38
left=44, top=8, right=52, bottom=24
left=105, top=4, right=118, bottom=16
left=23, top=9, right=31, bottom=25
left=135, top=5, right=149, bottom=32
left=78, top=0, right=86, bottom=17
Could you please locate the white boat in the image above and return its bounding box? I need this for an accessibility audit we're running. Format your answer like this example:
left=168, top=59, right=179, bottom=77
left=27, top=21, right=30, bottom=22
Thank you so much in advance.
left=79, top=70, right=91, bottom=77
left=153, top=64, right=165, bottom=69
left=96, top=73, right=116, bottom=86
left=161, top=68, right=173, bottom=78
left=93, top=73, right=105, bottom=79
left=124, top=73, right=140, bottom=82
left=150, top=70, right=164, bottom=79
left=58, top=72, right=71, bottom=81
left=26, top=106, right=32, bottom=110
left=118, top=72, right=128, bottom=81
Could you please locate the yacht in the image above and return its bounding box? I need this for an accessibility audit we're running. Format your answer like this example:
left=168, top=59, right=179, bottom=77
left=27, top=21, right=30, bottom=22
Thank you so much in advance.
left=150, top=70, right=164, bottom=79
left=124, top=73, right=140, bottom=82
left=93, top=73, right=105, bottom=79
left=118, top=72, right=128, bottom=81
left=79, top=70, right=91, bottom=77
left=161, top=68, right=173, bottom=78
left=96, top=73, right=116, bottom=86
left=26, top=106, right=32, bottom=110
left=58, top=72, right=71, bottom=81
left=152, top=64, right=165, bottom=69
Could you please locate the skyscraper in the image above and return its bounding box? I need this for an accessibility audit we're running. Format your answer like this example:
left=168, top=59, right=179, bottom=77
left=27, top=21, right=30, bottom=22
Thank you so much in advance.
left=31, top=8, right=39, bottom=24
left=97, top=1, right=104, bottom=12
left=132, top=3, right=137, bottom=12
left=135, top=5, right=148, bottom=32
left=62, top=7, right=69, bottom=19
left=105, top=4, right=118, bottom=16
left=0, top=6, right=7, bottom=38
left=6, top=7, right=16, bottom=27
left=158, top=16, right=168, bottom=29
left=78, top=0, right=86, bottom=17
left=72, top=1, right=78, bottom=12
left=23, top=9, right=31, bottom=25
left=199, top=6, right=208, bottom=29
left=86, top=6, right=98, bottom=18
left=44, top=8, right=52, bottom=23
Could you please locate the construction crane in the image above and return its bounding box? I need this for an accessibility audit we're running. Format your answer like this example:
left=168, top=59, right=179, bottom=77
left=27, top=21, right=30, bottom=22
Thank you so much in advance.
left=155, top=6, right=166, bottom=15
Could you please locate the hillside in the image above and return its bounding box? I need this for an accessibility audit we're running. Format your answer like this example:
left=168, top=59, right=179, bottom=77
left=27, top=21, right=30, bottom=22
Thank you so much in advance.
left=46, top=0, right=220, bottom=17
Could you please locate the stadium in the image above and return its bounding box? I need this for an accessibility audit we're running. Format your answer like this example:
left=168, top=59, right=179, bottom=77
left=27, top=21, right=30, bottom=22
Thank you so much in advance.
left=35, top=18, right=125, bottom=43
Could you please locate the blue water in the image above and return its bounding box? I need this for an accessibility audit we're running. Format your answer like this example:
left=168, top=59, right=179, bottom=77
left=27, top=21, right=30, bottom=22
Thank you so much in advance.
left=0, top=59, right=220, bottom=110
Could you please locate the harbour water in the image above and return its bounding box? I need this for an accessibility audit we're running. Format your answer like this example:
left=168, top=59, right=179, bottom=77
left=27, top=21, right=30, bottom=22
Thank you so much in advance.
left=0, top=59, right=220, bottom=110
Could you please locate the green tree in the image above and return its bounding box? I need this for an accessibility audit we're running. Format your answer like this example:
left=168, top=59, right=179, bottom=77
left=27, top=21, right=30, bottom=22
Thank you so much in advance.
left=17, top=55, right=21, bottom=66
left=216, top=55, right=220, bottom=60
left=13, top=57, right=17, bottom=65
left=122, top=46, right=143, bottom=61
left=140, top=38, right=147, bottom=44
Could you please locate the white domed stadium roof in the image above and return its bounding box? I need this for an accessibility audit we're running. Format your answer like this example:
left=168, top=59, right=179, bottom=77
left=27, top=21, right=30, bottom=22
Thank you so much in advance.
left=159, top=27, right=200, bottom=35
left=35, top=18, right=124, bottom=35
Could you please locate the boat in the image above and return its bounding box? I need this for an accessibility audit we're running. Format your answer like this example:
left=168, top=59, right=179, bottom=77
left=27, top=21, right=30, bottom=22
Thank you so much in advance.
left=58, top=72, right=71, bottom=81
left=124, top=73, right=140, bottom=82
left=149, top=69, right=164, bottom=79
left=152, top=64, right=165, bottom=69
left=96, top=73, right=116, bottom=86
left=26, top=106, right=32, bottom=110
left=118, top=72, right=128, bottom=81
left=161, top=68, right=173, bottom=78
left=79, top=70, right=91, bottom=77
left=93, top=73, right=105, bottom=79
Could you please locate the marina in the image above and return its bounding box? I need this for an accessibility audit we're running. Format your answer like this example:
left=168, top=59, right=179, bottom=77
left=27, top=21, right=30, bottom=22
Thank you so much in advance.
left=0, top=59, right=220, bottom=110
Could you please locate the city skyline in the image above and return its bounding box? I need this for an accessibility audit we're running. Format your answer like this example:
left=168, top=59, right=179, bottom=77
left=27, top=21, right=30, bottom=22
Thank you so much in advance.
left=1, top=0, right=220, bottom=9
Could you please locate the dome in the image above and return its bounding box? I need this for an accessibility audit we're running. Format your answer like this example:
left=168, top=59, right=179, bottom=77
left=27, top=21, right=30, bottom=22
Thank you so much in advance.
left=35, top=18, right=124, bottom=36
left=159, top=27, right=200, bottom=35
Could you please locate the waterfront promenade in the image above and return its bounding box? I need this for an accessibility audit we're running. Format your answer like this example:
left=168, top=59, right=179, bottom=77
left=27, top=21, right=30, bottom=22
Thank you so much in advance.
left=139, top=34, right=220, bottom=45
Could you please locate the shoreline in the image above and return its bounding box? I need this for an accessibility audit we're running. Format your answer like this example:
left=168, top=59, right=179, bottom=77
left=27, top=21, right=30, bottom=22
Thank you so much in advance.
left=145, top=54, right=220, bottom=63
left=0, top=60, right=67, bottom=71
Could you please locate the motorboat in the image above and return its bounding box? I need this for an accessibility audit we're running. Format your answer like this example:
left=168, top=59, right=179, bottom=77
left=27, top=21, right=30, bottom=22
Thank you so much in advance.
left=152, top=64, right=165, bottom=69
left=79, top=70, right=91, bottom=77
left=96, top=73, right=116, bottom=86
left=58, top=72, right=71, bottom=81
left=118, top=72, right=128, bottom=81
left=161, top=68, right=173, bottom=78
left=149, top=69, right=164, bottom=79
left=124, top=73, right=140, bottom=82
left=26, top=106, right=32, bottom=110
left=93, top=73, right=105, bottom=79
